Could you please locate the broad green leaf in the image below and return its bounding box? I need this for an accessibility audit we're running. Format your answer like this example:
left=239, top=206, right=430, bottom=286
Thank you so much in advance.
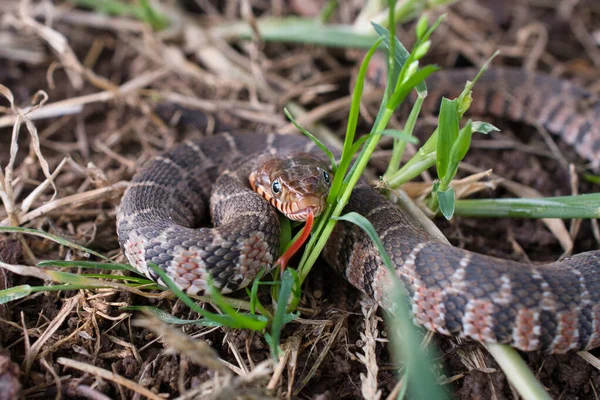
left=472, top=121, right=500, bottom=135
left=0, top=285, right=32, bottom=304
left=438, top=187, right=456, bottom=220
left=436, top=98, right=459, bottom=180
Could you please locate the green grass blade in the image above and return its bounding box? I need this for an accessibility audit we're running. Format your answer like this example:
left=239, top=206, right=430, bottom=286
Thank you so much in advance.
left=437, top=187, right=455, bottom=220
left=387, top=65, right=440, bottom=110
left=45, top=270, right=113, bottom=286
left=279, top=215, right=292, bottom=254
left=0, top=285, right=32, bottom=304
left=486, top=343, right=552, bottom=400
left=284, top=108, right=337, bottom=172
left=147, top=263, right=266, bottom=330
left=69, top=0, right=169, bottom=30
left=472, top=121, right=500, bottom=134
left=379, top=129, right=420, bottom=144
left=454, top=194, right=600, bottom=219
left=78, top=274, right=156, bottom=284
left=270, top=269, right=295, bottom=360
left=326, top=36, right=384, bottom=204
left=0, top=226, right=110, bottom=261
left=334, top=212, right=446, bottom=400
left=121, top=305, right=261, bottom=327
left=249, top=268, right=266, bottom=316
left=372, top=22, right=417, bottom=94
left=30, top=284, right=112, bottom=292
left=208, top=279, right=267, bottom=330
left=212, top=18, right=379, bottom=48
left=583, top=173, right=600, bottom=184
left=384, top=95, right=425, bottom=179
left=37, top=260, right=136, bottom=272
left=436, top=98, right=459, bottom=181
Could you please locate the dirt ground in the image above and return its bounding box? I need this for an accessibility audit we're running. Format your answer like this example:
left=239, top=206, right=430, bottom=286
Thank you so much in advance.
left=0, top=0, right=599, bottom=399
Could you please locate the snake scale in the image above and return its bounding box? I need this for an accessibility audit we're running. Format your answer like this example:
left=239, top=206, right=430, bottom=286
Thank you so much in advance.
left=117, top=67, right=600, bottom=353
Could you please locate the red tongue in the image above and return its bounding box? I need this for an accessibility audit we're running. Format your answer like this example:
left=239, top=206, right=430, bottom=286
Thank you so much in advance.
left=275, top=210, right=314, bottom=272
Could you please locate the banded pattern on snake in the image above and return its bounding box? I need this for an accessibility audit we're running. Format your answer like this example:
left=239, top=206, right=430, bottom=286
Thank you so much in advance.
left=117, top=68, right=600, bottom=353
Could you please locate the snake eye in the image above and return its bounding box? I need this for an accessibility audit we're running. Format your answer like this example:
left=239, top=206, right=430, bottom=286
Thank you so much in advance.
left=322, top=170, right=330, bottom=184
left=271, top=180, right=282, bottom=195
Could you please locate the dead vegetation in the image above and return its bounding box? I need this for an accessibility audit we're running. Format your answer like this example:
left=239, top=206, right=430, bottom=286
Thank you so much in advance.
left=0, top=0, right=599, bottom=399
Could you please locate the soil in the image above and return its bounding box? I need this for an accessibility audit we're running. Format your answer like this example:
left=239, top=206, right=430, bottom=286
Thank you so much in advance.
left=0, top=0, right=599, bottom=399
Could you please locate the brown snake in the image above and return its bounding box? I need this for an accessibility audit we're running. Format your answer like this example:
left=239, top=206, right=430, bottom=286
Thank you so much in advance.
left=117, top=68, right=600, bottom=353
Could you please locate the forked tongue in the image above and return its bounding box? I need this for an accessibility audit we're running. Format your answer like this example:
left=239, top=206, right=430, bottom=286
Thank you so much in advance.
left=275, top=209, right=314, bottom=272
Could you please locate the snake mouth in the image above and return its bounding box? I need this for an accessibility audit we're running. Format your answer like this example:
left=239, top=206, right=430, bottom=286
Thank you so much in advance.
left=285, top=196, right=326, bottom=221
left=287, top=205, right=325, bottom=221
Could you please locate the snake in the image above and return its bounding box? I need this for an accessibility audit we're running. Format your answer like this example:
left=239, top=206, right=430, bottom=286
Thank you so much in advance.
left=117, top=67, right=600, bottom=354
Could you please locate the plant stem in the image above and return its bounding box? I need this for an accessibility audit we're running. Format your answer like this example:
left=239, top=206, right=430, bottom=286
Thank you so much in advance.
left=299, top=108, right=395, bottom=282
left=387, top=128, right=438, bottom=187
left=383, top=95, right=424, bottom=179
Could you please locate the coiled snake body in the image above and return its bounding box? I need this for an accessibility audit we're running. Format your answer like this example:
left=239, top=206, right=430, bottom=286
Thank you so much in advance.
left=118, top=68, right=600, bottom=353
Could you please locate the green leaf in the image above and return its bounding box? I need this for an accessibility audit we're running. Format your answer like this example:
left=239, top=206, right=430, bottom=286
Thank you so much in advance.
left=584, top=173, right=600, bottom=184
left=472, top=121, right=500, bottom=135
left=454, top=193, right=600, bottom=219
left=326, top=36, right=383, bottom=205
left=121, top=306, right=231, bottom=326
left=284, top=108, right=337, bottom=172
left=78, top=274, right=156, bottom=285
left=371, top=22, right=415, bottom=94
left=249, top=269, right=266, bottom=315
left=415, top=14, right=428, bottom=39
left=436, top=98, right=459, bottom=180
left=457, top=50, right=500, bottom=116
left=333, top=212, right=445, bottom=400
left=147, top=263, right=266, bottom=330
left=279, top=215, right=292, bottom=254
left=446, top=119, right=473, bottom=180
left=46, top=270, right=112, bottom=286
left=349, top=135, right=370, bottom=155
left=0, top=285, right=32, bottom=304
left=413, top=40, right=431, bottom=60
left=0, top=226, right=111, bottom=261
left=286, top=268, right=302, bottom=312
left=418, top=14, right=446, bottom=45
left=379, top=129, right=420, bottom=144
left=270, top=268, right=296, bottom=359
left=387, top=65, right=440, bottom=110
left=37, top=260, right=136, bottom=273
left=438, top=187, right=455, bottom=220
left=458, top=88, right=473, bottom=116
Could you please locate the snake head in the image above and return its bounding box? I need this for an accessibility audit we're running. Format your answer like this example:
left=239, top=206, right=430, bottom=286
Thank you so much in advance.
left=249, top=154, right=332, bottom=221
